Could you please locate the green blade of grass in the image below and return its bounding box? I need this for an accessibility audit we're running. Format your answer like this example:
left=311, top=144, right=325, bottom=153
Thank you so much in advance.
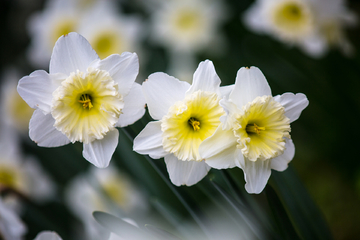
left=270, top=166, right=333, bottom=240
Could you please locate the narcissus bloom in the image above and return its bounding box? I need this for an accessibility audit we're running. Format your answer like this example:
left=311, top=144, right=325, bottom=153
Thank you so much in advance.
left=1, top=69, right=34, bottom=134
left=0, top=198, right=27, bottom=240
left=243, top=0, right=356, bottom=57
left=199, top=67, right=308, bottom=194
left=134, top=60, right=232, bottom=186
left=78, top=0, right=142, bottom=60
left=66, top=165, right=147, bottom=240
left=149, top=0, right=226, bottom=53
left=18, top=32, right=145, bottom=168
left=27, top=0, right=80, bottom=67
left=0, top=119, right=55, bottom=204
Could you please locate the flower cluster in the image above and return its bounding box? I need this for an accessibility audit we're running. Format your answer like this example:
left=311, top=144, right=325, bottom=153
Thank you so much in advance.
left=18, top=32, right=308, bottom=196
left=134, top=62, right=308, bottom=194
left=27, top=0, right=142, bottom=67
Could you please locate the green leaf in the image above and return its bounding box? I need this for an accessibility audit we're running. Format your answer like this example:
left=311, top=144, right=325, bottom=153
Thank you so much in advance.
left=265, top=185, right=300, bottom=240
left=208, top=180, right=270, bottom=240
left=145, top=224, right=183, bottom=240
left=270, top=166, right=333, bottom=240
left=119, top=127, right=213, bottom=239
left=93, top=211, right=152, bottom=239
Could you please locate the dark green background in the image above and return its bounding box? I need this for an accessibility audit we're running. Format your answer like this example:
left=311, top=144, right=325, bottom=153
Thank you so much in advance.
left=1, top=0, right=360, bottom=239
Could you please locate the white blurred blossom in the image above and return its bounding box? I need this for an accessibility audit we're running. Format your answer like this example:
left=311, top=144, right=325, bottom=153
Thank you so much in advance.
left=27, top=0, right=144, bottom=67
left=0, top=197, right=27, bottom=240
left=0, top=69, right=33, bottom=135
left=149, top=0, right=227, bottom=54
left=27, top=0, right=80, bottom=67
left=78, top=0, right=143, bottom=60
left=65, top=165, right=147, bottom=240
left=34, top=231, right=62, bottom=240
left=243, top=0, right=356, bottom=57
left=0, top=111, right=55, bottom=205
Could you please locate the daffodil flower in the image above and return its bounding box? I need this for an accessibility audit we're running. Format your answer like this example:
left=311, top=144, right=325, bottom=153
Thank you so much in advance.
left=133, top=60, right=232, bottom=186
left=0, top=198, right=27, bottom=240
left=27, top=0, right=80, bottom=67
left=78, top=0, right=142, bottom=60
left=18, top=32, right=145, bottom=168
left=199, top=67, right=308, bottom=194
left=243, top=0, right=356, bottom=57
left=149, top=0, right=226, bottom=53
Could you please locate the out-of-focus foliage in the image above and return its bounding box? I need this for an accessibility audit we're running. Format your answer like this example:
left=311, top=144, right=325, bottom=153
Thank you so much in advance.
left=1, top=0, right=360, bottom=239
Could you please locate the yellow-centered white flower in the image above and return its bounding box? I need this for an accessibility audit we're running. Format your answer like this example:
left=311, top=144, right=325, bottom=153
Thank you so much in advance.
left=78, top=0, right=142, bottom=59
left=268, top=0, right=315, bottom=41
left=199, top=67, right=308, bottom=194
left=134, top=60, right=230, bottom=186
left=149, top=0, right=226, bottom=53
left=0, top=198, right=27, bottom=240
left=0, top=119, right=55, bottom=203
left=18, top=32, right=145, bottom=168
left=243, top=0, right=356, bottom=57
left=27, top=0, right=79, bottom=67
left=1, top=69, right=34, bottom=134
left=65, top=165, right=147, bottom=240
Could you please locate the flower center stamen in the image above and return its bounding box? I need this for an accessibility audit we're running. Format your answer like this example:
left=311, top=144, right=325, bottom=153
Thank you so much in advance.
left=246, top=123, right=265, bottom=135
left=161, top=91, right=223, bottom=161
left=78, top=94, right=93, bottom=110
left=188, top=117, right=200, bottom=131
left=233, top=95, right=291, bottom=161
left=51, top=68, right=124, bottom=144
left=0, top=168, right=16, bottom=188
left=283, top=3, right=302, bottom=21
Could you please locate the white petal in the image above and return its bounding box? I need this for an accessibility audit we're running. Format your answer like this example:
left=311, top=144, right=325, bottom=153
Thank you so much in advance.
left=96, top=52, right=139, bottom=97
left=219, top=84, right=234, bottom=98
left=29, top=109, right=70, bottom=147
left=230, top=67, right=272, bottom=108
left=116, top=83, right=145, bottom=127
left=22, top=156, right=56, bottom=202
left=242, top=2, right=267, bottom=33
left=219, top=99, right=240, bottom=130
left=199, top=125, right=237, bottom=168
left=205, top=144, right=239, bottom=169
left=133, top=121, right=168, bottom=159
left=271, top=138, right=295, bottom=172
left=164, top=154, right=211, bottom=186
left=17, top=71, right=65, bottom=114
left=143, top=72, right=190, bottom=120
left=0, top=199, right=27, bottom=240
left=273, top=93, right=309, bottom=123
left=34, top=231, right=62, bottom=240
left=49, top=32, right=99, bottom=75
left=238, top=157, right=272, bottom=194
left=82, top=129, right=119, bottom=168
left=187, top=60, right=221, bottom=96
left=300, top=34, right=327, bottom=58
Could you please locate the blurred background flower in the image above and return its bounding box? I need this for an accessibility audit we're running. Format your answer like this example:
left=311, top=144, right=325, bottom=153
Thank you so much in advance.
left=0, top=197, right=27, bottom=240
left=1, top=0, right=360, bottom=239
left=65, top=164, right=148, bottom=240
left=243, top=0, right=356, bottom=57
